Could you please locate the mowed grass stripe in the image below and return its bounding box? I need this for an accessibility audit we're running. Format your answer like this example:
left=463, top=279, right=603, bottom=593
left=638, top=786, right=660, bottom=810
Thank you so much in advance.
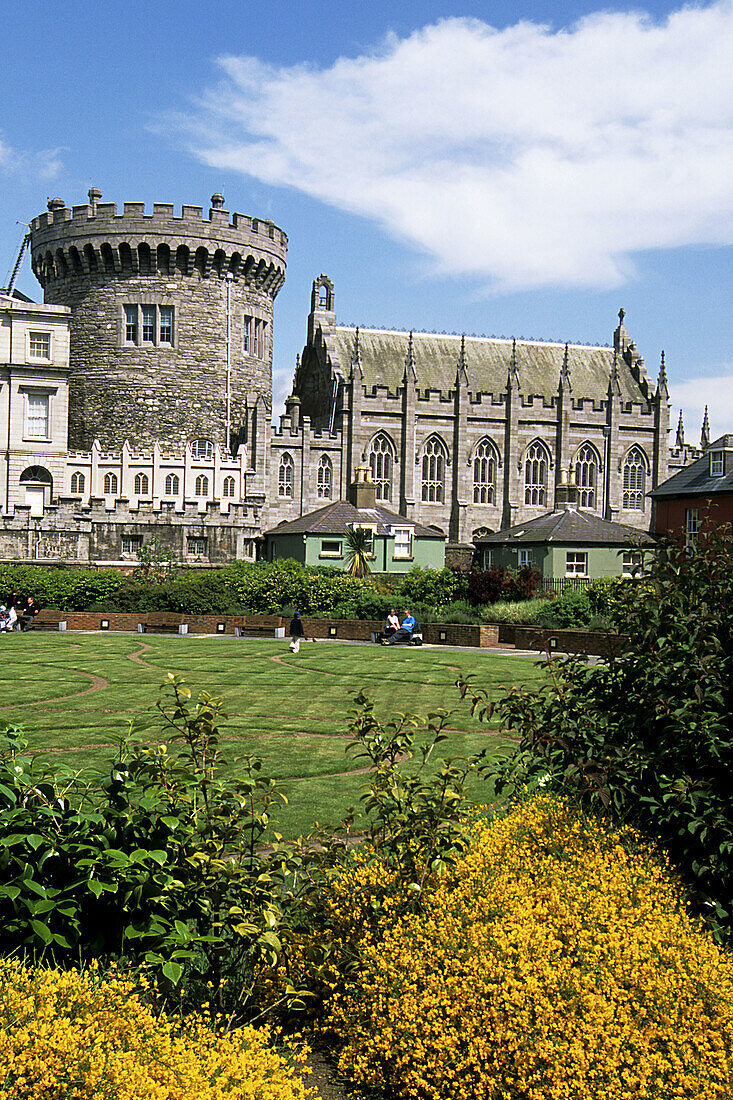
left=0, top=634, right=541, bottom=837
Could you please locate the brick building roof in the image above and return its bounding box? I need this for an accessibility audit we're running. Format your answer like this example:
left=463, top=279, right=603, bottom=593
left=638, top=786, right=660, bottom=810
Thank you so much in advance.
left=651, top=436, right=733, bottom=498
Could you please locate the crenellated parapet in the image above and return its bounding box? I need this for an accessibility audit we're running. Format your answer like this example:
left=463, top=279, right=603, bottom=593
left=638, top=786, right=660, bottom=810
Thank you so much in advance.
left=30, top=193, right=287, bottom=297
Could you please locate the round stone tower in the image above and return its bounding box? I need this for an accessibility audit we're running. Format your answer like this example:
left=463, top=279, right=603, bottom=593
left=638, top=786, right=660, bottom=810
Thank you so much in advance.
left=29, top=189, right=287, bottom=451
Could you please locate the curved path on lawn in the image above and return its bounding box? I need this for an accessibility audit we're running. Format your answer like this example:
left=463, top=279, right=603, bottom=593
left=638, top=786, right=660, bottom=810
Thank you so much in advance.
left=0, top=669, right=108, bottom=712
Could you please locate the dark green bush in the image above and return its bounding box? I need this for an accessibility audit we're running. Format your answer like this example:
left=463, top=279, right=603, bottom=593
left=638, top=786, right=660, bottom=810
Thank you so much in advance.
left=536, top=589, right=593, bottom=628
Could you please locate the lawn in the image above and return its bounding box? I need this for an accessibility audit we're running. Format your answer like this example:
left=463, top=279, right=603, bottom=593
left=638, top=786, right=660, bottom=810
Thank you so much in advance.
left=0, top=633, right=543, bottom=837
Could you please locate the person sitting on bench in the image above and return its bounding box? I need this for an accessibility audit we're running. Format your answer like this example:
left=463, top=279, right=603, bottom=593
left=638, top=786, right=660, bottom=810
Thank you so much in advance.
left=18, top=596, right=40, bottom=632
left=382, top=608, right=415, bottom=645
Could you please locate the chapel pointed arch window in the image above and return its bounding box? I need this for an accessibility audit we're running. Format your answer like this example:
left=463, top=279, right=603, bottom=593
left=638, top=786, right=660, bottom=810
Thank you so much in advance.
left=623, top=445, right=647, bottom=510
left=421, top=435, right=448, bottom=503
left=368, top=433, right=395, bottom=502
left=278, top=453, right=294, bottom=498
left=473, top=438, right=498, bottom=504
left=317, top=454, right=333, bottom=499
left=524, top=440, right=550, bottom=506
left=574, top=442, right=600, bottom=510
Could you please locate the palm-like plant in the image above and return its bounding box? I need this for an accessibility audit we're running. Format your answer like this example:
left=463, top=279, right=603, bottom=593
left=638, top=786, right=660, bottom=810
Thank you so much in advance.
left=344, top=526, right=372, bottom=578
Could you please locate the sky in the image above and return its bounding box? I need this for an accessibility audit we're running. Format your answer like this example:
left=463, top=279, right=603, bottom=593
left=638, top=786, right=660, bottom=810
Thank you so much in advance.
left=2, top=0, right=732, bottom=441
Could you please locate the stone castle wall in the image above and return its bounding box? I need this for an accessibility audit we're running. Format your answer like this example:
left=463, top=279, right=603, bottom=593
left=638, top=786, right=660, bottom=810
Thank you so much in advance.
left=29, top=192, right=287, bottom=452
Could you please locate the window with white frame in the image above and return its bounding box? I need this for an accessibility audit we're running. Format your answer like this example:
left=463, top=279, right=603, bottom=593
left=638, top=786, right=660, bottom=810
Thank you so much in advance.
left=621, top=550, right=643, bottom=576
left=195, top=475, right=209, bottom=497
left=134, top=473, right=149, bottom=496
left=222, top=476, right=235, bottom=498
left=622, top=447, right=646, bottom=510
left=710, top=450, right=725, bottom=477
left=574, top=443, right=599, bottom=509
left=278, top=453, right=294, bottom=498
left=524, top=441, right=549, bottom=506
left=350, top=524, right=374, bottom=554
left=566, top=551, right=588, bottom=577
left=121, top=533, right=143, bottom=554
left=70, top=471, right=85, bottom=495
left=26, top=392, right=49, bottom=438
left=142, top=305, right=156, bottom=343
left=253, top=319, right=261, bottom=358
left=28, top=331, right=51, bottom=360
left=191, top=438, right=214, bottom=460
left=368, top=433, right=394, bottom=502
left=124, top=305, right=138, bottom=344
left=317, top=454, right=333, bottom=499
left=393, top=527, right=412, bottom=560
left=473, top=439, right=497, bottom=504
left=482, top=548, right=494, bottom=569
left=104, top=472, right=118, bottom=495
left=518, top=548, right=532, bottom=567
left=421, top=436, right=446, bottom=503
left=159, top=306, right=173, bottom=344
left=165, top=473, right=180, bottom=495
left=686, top=508, right=700, bottom=549
left=320, top=539, right=342, bottom=557
left=243, top=315, right=252, bottom=354
left=187, top=536, right=208, bottom=556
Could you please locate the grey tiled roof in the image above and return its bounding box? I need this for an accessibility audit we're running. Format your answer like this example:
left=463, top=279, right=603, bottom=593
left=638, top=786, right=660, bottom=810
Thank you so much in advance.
left=475, top=508, right=655, bottom=546
left=651, top=436, right=733, bottom=498
left=264, top=500, right=444, bottom=539
left=331, top=327, right=645, bottom=403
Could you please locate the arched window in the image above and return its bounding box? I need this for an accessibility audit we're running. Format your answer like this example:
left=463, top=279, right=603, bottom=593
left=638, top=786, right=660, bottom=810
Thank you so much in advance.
left=195, top=475, right=209, bottom=497
left=70, top=471, right=85, bottom=495
left=473, top=439, right=497, bottom=504
left=524, top=441, right=550, bottom=506
left=222, top=476, right=235, bottom=498
left=278, top=453, right=294, bottom=498
left=317, top=454, right=333, bottom=499
left=103, top=472, right=118, bottom=495
left=623, top=446, right=647, bottom=510
left=368, top=433, right=395, bottom=502
left=191, top=438, right=214, bottom=460
left=421, top=436, right=447, bottom=503
left=165, top=473, right=180, bottom=496
left=574, top=443, right=599, bottom=510
left=134, top=473, right=149, bottom=496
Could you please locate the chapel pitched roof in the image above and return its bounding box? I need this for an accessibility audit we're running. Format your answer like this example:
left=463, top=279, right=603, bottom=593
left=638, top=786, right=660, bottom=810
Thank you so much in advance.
left=327, top=326, right=645, bottom=404
left=264, top=500, right=444, bottom=539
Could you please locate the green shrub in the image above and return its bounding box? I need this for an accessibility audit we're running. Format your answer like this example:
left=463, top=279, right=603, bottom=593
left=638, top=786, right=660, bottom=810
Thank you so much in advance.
left=536, top=588, right=593, bottom=628
left=480, top=598, right=550, bottom=625
left=396, top=566, right=465, bottom=609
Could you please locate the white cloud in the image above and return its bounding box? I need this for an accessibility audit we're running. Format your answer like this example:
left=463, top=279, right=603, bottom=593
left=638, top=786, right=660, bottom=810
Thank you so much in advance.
left=0, top=133, right=63, bottom=180
left=671, top=372, right=733, bottom=443
left=180, top=3, right=733, bottom=290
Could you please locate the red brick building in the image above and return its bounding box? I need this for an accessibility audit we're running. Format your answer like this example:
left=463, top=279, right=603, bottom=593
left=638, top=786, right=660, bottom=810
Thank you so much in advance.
left=651, top=434, right=733, bottom=544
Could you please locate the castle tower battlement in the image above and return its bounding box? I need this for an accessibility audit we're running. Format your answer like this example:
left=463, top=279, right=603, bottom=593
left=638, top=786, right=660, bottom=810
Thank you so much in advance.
left=29, top=191, right=287, bottom=453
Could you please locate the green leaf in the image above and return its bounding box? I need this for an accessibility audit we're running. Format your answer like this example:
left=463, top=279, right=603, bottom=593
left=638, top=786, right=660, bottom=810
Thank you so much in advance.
left=161, top=960, right=183, bottom=984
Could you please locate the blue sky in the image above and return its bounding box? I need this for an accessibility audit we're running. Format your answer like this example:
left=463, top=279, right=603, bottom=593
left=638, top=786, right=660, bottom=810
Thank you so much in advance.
left=2, top=0, right=731, bottom=439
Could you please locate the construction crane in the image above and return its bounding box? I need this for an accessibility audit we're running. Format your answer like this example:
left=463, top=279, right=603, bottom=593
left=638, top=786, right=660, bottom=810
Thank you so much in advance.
left=5, top=231, right=31, bottom=297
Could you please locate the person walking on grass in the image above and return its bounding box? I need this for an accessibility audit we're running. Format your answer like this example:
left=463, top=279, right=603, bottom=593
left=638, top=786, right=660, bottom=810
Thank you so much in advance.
left=289, top=611, right=305, bottom=653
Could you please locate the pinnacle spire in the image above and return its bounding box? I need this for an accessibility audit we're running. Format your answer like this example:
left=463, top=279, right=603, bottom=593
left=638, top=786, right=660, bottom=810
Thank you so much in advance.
left=350, top=327, right=363, bottom=380
left=608, top=349, right=622, bottom=398
left=456, top=333, right=468, bottom=385
left=675, top=409, right=685, bottom=449
left=560, top=343, right=572, bottom=391
left=701, top=405, right=711, bottom=450
left=403, top=330, right=417, bottom=384
left=507, top=337, right=520, bottom=389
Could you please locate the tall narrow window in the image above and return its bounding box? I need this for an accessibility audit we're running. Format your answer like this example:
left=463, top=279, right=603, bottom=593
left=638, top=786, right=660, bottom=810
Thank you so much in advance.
left=574, top=444, right=599, bottom=509
left=368, top=434, right=395, bottom=502
left=421, top=436, right=446, bottom=503
left=317, top=454, right=333, bottom=499
left=104, top=472, right=118, bottom=495
left=142, top=305, right=156, bottom=343
left=134, top=473, right=149, bottom=496
left=27, top=393, right=49, bottom=438
left=243, top=316, right=251, bottom=354
left=622, top=447, right=646, bottom=510
left=524, top=441, right=549, bottom=506
left=70, top=471, right=85, bottom=495
left=253, top=319, right=260, bottom=358
left=473, top=439, right=497, bottom=504
left=125, top=306, right=138, bottom=343
left=222, top=476, right=235, bottom=498
left=165, top=473, right=180, bottom=496
left=685, top=508, right=700, bottom=549
left=195, top=475, right=209, bottom=497
left=278, top=453, right=294, bottom=498
left=159, top=306, right=173, bottom=344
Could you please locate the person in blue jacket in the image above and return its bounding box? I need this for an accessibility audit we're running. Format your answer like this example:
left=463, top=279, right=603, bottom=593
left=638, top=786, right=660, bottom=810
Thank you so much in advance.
left=381, top=609, right=415, bottom=645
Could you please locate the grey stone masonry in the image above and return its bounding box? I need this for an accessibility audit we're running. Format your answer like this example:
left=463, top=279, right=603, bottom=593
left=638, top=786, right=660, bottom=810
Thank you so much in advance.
left=30, top=191, right=287, bottom=452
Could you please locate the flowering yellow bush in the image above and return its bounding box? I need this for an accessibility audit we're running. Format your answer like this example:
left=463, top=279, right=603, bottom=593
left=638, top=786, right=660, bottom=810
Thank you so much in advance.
left=321, top=796, right=733, bottom=1100
left=0, top=960, right=313, bottom=1100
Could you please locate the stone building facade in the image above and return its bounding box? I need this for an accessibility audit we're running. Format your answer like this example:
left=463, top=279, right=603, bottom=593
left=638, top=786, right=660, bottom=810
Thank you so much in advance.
left=0, top=192, right=701, bottom=569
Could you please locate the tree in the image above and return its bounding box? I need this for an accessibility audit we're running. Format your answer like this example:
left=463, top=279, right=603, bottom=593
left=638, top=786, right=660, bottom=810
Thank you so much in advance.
left=343, top=526, right=372, bottom=578
left=460, top=527, right=733, bottom=939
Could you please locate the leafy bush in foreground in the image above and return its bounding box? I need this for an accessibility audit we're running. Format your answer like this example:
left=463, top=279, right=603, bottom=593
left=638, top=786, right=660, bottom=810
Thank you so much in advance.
left=316, top=796, right=733, bottom=1100
left=0, top=959, right=312, bottom=1100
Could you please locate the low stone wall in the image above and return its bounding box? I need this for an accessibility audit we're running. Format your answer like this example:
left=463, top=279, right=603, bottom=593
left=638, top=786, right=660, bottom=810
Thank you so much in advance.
left=511, top=625, right=627, bottom=657
left=35, top=610, right=498, bottom=647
